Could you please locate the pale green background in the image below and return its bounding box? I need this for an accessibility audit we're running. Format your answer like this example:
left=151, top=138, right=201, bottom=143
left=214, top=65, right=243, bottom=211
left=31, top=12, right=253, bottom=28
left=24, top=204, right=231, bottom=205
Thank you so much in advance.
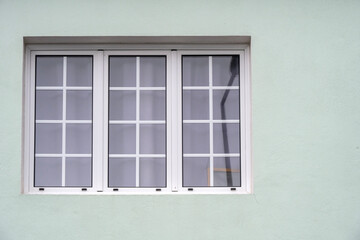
left=1, top=0, right=360, bottom=239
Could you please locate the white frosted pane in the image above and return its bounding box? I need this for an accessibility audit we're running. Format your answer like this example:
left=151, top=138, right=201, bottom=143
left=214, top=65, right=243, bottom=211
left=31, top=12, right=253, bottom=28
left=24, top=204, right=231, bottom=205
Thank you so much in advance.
left=212, top=56, right=239, bottom=86
left=36, top=90, right=62, bottom=120
left=109, top=57, right=136, bottom=87
left=35, top=123, right=62, bottom=154
left=140, top=90, right=165, bottom=120
left=213, top=157, right=241, bottom=187
left=109, top=90, right=136, bottom=120
left=66, top=124, right=92, bottom=154
left=140, top=57, right=166, bottom=87
left=139, top=124, right=165, bottom=154
left=213, top=89, right=239, bottom=120
left=65, top=157, right=91, bottom=187
left=213, top=123, right=240, bottom=153
left=139, top=158, right=165, bottom=187
left=183, top=123, right=209, bottom=154
left=183, top=157, right=209, bottom=187
left=108, top=158, right=136, bottom=187
left=67, top=57, right=92, bottom=86
left=109, top=124, right=136, bottom=154
left=34, top=157, right=62, bottom=187
left=36, top=57, right=63, bottom=86
left=183, top=90, right=209, bottom=120
left=66, top=90, right=92, bottom=120
left=182, top=56, right=209, bottom=86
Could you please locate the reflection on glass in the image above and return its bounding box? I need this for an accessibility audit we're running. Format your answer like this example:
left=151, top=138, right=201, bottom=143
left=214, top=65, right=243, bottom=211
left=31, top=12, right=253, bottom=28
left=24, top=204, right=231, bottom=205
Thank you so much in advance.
left=35, top=123, right=62, bottom=154
left=109, top=90, right=136, bottom=120
left=139, top=158, right=165, bottom=187
left=183, top=157, right=209, bottom=187
left=140, top=57, right=166, bottom=87
left=140, top=124, right=165, bottom=154
left=67, top=57, right=92, bottom=86
left=108, top=158, right=136, bottom=187
left=182, top=56, right=209, bottom=86
left=36, top=56, right=63, bottom=86
left=109, top=124, right=136, bottom=154
left=66, top=90, right=92, bottom=120
left=66, top=124, right=92, bottom=154
left=212, top=56, right=239, bottom=86
left=183, top=90, right=209, bottom=120
left=109, top=57, right=136, bottom=87
left=140, top=90, right=165, bottom=120
left=183, top=123, right=209, bottom=154
left=36, top=90, right=63, bottom=120
left=213, top=157, right=240, bottom=187
left=213, top=89, right=239, bottom=120
left=65, top=157, right=91, bottom=187
left=213, top=123, right=240, bottom=154
left=35, top=157, right=62, bottom=187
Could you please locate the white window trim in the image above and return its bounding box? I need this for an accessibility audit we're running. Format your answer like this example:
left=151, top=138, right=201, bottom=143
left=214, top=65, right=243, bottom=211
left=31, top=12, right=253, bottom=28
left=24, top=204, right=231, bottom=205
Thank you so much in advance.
left=23, top=43, right=252, bottom=195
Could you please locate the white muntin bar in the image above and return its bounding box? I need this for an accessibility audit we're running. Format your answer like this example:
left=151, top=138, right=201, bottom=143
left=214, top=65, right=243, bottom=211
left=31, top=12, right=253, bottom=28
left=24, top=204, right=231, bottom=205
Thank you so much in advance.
left=36, top=120, right=92, bottom=124
left=61, top=57, right=67, bottom=187
left=36, top=154, right=92, bottom=157
left=135, top=57, right=140, bottom=187
left=182, top=86, right=239, bottom=90
left=109, top=120, right=165, bottom=124
left=183, top=153, right=240, bottom=158
left=183, top=119, right=239, bottom=124
left=209, top=56, right=214, bottom=187
left=109, top=154, right=166, bottom=158
left=36, top=86, right=92, bottom=90
left=109, top=87, right=165, bottom=91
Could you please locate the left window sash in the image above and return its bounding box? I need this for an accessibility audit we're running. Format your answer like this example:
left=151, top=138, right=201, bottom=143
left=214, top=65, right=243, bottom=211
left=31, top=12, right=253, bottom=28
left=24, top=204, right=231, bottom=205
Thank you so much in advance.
left=24, top=51, right=104, bottom=193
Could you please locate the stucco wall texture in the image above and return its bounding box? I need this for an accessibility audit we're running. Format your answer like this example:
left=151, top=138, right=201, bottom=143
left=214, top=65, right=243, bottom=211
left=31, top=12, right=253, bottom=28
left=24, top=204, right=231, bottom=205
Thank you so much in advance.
left=1, top=0, right=360, bottom=239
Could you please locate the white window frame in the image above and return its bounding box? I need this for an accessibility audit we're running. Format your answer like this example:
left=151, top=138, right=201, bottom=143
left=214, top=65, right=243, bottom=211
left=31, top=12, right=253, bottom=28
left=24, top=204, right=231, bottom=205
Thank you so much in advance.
left=23, top=43, right=252, bottom=195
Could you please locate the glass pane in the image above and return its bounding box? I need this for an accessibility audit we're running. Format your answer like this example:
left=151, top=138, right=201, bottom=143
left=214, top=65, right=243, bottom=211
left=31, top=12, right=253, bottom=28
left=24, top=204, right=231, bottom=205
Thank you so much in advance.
left=67, top=57, right=92, bottom=87
left=140, top=57, right=166, bottom=87
left=35, top=123, right=62, bottom=154
left=183, top=123, right=209, bottom=154
left=109, top=57, right=136, bottom=87
left=139, top=124, right=165, bottom=154
left=213, top=157, right=241, bottom=187
left=109, top=124, right=136, bottom=154
left=36, top=56, right=63, bottom=86
left=35, top=90, right=62, bottom=120
left=183, top=90, right=209, bottom=120
left=213, top=123, right=240, bottom=154
left=182, top=56, right=209, bottom=86
left=65, top=157, right=91, bottom=187
left=139, top=158, right=165, bottom=187
left=108, top=158, right=136, bottom=187
left=183, top=157, right=209, bottom=187
left=34, top=157, right=62, bottom=187
left=213, top=89, right=239, bottom=120
left=66, top=124, right=92, bottom=154
left=109, top=90, right=136, bottom=120
left=66, top=90, right=92, bottom=120
left=140, top=90, right=165, bottom=120
left=212, top=56, right=239, bottom=86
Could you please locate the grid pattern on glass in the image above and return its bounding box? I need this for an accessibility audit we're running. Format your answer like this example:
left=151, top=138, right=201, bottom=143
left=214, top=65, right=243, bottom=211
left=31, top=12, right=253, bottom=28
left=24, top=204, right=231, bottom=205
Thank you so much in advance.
left=182, top=55, right=241, bottom=187
left=34, top=56, right=93, bottom=187
left=108, top=56, right=166, bottom=188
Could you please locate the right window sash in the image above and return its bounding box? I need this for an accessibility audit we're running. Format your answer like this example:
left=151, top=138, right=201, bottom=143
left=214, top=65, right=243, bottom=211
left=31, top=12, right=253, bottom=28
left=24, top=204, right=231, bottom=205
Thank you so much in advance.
left=178, top=51, right=249, bottom=192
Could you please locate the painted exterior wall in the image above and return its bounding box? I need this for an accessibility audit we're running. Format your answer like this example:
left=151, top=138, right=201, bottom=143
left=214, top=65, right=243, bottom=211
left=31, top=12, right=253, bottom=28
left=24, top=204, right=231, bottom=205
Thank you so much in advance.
left=1, top=0, right=360, bottom=239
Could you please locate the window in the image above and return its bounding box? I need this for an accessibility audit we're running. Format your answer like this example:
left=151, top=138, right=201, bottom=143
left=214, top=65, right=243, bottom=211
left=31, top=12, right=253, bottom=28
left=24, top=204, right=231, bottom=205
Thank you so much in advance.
left=23, top=43, right=251, bottom=194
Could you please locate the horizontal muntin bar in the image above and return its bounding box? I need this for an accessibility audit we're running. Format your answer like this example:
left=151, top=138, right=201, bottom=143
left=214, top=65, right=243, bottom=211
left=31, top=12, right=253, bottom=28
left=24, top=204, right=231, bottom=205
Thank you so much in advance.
left=109, top=120, right=165, bottom=124
left=182, top=86, right=239, bottom=90
left=109, top=154, right=166, bottom=158
left=109, top=87, right=165, bottom=91
left=183, top=153, right=240, bottom=157
left=36, top=86, right=92, bottom=90
left=35, top=154, right=92, bottom=157
left=183, top=120, right=239, bottom=123
left=36, top=120, right=92, bottom=124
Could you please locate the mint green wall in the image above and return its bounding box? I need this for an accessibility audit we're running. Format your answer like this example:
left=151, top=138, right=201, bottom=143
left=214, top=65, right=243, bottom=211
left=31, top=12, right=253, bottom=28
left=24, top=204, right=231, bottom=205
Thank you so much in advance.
left=1, top=0, right=360, bottom=239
